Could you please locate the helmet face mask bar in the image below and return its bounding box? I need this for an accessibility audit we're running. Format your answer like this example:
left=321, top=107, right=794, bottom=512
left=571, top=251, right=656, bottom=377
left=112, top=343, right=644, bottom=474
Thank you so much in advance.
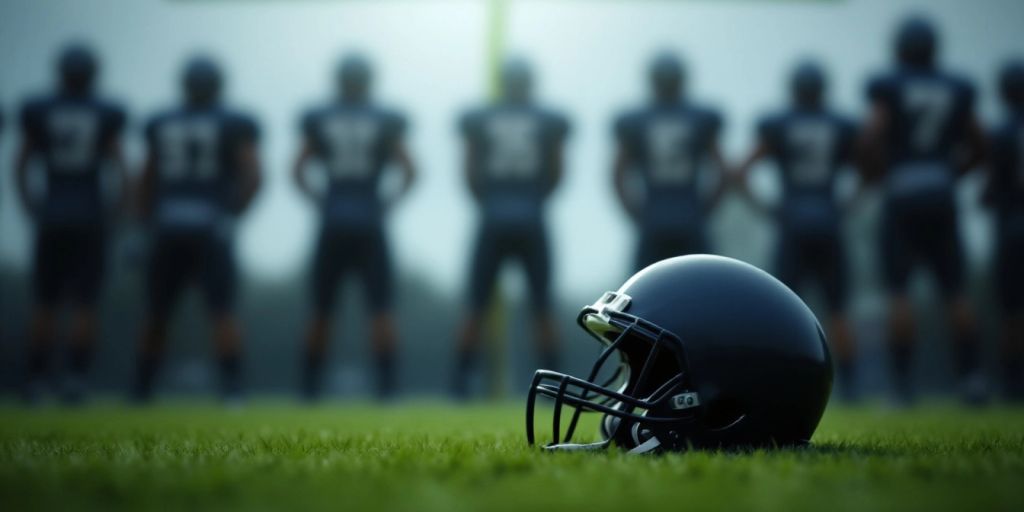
left=526, top=291, right=704, bottom=454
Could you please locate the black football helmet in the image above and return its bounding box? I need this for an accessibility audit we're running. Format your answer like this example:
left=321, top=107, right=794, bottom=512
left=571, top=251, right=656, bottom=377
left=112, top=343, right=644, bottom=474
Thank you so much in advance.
left=58, top=42, right=98, bottom=95
left=999, top=59, right=1024, bottom=111
left=791, top=60, right=826, bottom=108
left=182, top=55, right=223, bottom=107
left=526, top=255, right=832, bottom=453
left=894, top=15, right=938, bottom=69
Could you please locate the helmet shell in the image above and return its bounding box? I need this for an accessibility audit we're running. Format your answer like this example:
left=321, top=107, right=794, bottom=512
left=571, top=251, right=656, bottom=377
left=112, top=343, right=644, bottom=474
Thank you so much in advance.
left=613, top=255, right=832, bottom=447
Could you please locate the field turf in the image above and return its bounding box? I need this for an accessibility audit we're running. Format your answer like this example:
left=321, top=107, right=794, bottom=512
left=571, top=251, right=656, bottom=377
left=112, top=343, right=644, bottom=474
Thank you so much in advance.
left=1, top=402, right=1023, bottom=511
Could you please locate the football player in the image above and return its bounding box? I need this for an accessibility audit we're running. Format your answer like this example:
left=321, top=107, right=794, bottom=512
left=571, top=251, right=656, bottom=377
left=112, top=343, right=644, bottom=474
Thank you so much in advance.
left=861, top=16, right=987, bottom=405
left=451, top=57, right=569, bottom=399
left=14, top=43, right=127, bottom=404
left=293, top=54, right=415, bottom=401
left=613, top=52, right=729, bottom=271
left=735, top=61, right=860, bottom=401
left=132, top=56, right=262, bottom=404
left=986, top=59, right=1024, bottom=400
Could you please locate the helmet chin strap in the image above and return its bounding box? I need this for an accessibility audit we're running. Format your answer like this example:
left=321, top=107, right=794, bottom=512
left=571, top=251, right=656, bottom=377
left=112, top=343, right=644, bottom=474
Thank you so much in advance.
left=543, top=436, right=662, bottom=454
left=627, top=436, right=663, bottom=454
left=543, top=440, right=611, bottom=452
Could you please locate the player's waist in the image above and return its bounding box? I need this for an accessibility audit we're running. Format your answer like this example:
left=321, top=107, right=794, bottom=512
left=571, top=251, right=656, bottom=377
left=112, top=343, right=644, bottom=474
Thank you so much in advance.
left=153, top=197, right=232, bottom=228
left=883, top=161, right=956, bottom=198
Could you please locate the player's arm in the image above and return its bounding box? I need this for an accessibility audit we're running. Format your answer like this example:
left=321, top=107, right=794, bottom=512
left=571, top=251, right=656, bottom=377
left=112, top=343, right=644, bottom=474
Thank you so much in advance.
left=13, top=133, right=36, bottom=217
left=135, top=148, right=158, bottom=220
left=545, top=141, right=565, bottom=197
left=612, top=142, right=640, bottom=222
left=980, top=130, right=1006, bottom=208
left=463, top=140, right=483, bottom=203
left=733, top=139, right=773, bottom=217
left=956, top=115, right=988, bottom=177
left=387, top=140, right=417, bottom=208
left=857, top=102, right=889, bottom=184
left=705, top=139, right=735, bottom=213
left=234, top=139, right=262, bottom=214
left=291, top=139, right=318, bottom=204
left=105, top=136, right=130, bottom=216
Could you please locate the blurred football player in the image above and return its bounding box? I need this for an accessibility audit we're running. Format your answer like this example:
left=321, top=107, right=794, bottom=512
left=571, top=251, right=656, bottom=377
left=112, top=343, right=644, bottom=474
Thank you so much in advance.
left=985, top=59, right=1024, bottom=401
left=736, top=61, right=861, bottom=401
left=293, top=54, right=415, bottom=401
left=132, top=56, right=262, bottom=404
left=451, top=57, right=569, bottom=398
left=613, top=52, right=729, bottom=270
left=14, top=43, right=127, bottom=404
left=861, top=16, right=987, bottom=405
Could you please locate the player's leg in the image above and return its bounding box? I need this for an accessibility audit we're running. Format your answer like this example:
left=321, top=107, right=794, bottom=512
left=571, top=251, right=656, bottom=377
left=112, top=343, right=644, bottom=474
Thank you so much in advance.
left=931, top=216, right=985, bottom=405
left=203, top=235, right=244, bottom=404
left=996, top=233, right=1024, bottom=400
left=821, top=235, right=858, bottom=402
left=521, top=224, right=558, bottom=371
left=132, top=235, right=186, bottom=403
left=881, top=211, right=917, bottom=405
left=363, top=228, right=399, bottom=399
left=453, top=226, right=501, bottom=398
left=62, top=228, right=108, bottom=404
left=301, top=231, right=344, bottom=401
left=23, top=228, right=62, bottom=404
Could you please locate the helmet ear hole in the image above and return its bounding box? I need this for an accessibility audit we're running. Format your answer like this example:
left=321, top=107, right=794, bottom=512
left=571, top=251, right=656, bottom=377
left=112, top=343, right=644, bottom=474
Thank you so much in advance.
left=702, top=396, right=744, bottom=431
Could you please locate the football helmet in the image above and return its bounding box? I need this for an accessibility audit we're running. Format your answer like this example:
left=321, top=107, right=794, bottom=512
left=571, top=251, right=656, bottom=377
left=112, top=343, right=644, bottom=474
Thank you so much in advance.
left=1000, top=59, right=1024, bottom=110
left=500, top=56, right=533, bottom=103
left=649, top=51, right=685, bottom=102
left=182, top=55, right=223, bottom=107
left=895, top=15, right=938, bottom=69
left=58, top=42, right=98, bottom=95
left=526, top=255, right=832, bottom=453
left=791, top=60, right=826, bottom=108
left=337, top=53, right=373, bottom=101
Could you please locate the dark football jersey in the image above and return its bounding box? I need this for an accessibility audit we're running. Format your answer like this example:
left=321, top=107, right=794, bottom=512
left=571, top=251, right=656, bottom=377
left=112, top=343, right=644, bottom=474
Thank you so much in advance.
left=758, top=108, right=857, bottom=233
left=461, top=103, right=570, bottom=226
left=19, top=94, right=126, bottom=226
left=989, top=114, right=1024, bottom=226
left=302, top=102, right=406, bottom=227
left=615, top=102, right=722, bottom=230
left=867, top=69, right=975, bottom=165
left=145, top=106, right=259, bottom=233
left=867, top=69, right=975, bottom=203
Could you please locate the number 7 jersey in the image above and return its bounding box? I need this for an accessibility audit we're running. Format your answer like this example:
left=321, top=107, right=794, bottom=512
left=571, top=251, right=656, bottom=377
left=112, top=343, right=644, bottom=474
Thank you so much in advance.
left=867, top=68, right=975, bottom=166
left=20, top=94, right=126, bottom=227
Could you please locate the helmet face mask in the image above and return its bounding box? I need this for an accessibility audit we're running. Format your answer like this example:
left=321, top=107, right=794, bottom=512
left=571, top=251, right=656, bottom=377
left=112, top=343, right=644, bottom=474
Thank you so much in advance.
left=527, top=292, right=703, bottom=454
left=525, top=255, right=833, bottom=454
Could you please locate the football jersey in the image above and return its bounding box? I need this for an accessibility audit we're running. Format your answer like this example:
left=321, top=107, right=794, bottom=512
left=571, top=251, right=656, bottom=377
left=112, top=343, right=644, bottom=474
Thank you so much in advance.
left=19, top=94, right=126, bottom=226
left=758, top=108, right=857, bottom=233
left=989, top=114, right=1024, bottom=229
left=615, top=102, right=722, bottom=231
left=301, top=102, right=406, bottom=228
left=461, top=103, right=570, bottom=226
left=145, top=106, right=259, bottom=233
left=867, top=68, right=975, bottom=202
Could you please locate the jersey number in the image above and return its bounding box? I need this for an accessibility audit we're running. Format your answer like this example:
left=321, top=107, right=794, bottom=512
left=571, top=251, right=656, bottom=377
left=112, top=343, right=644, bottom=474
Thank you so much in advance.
left=905, top=82, right=953, bottom=154
left=787, top=121, right=836, bottom=186
left=485, top=115, right=540, bottom=179
left=158, top=119, right=219, bottom=181
left=647, top=119, right=694, bottom=185
left=48, top=108, right=99, bottom=172
left=323, top=117, right=379, bottom=179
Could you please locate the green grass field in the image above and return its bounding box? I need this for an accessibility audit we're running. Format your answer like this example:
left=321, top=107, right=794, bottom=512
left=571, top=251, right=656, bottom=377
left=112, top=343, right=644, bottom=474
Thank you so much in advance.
left=1, top=402, right=1023, bottom=511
